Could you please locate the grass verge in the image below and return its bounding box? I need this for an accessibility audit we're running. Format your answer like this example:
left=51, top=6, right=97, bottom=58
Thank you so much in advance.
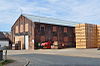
left=0, top=60, right=15, bottom=66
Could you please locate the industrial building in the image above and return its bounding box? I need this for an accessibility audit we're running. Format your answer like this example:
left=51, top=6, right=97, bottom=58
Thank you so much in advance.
left=11, top=14, right=80, bottom=50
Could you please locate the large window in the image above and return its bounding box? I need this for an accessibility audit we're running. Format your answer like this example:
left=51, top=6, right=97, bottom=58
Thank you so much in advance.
left=20, top=24, right=23, bottom=32
left=15, top=26, right=18, bottom=33
left=25, top=23, right=28, bottom=32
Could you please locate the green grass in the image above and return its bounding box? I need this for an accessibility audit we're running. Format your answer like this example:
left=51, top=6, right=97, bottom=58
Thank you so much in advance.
left=0, top=64, right=3, bottom=66
left=0, top=60, right=15, bottom=66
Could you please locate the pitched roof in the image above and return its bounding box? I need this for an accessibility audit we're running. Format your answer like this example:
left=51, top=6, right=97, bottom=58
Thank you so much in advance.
left=0, top=32, right=8, bottom=40
left=22, top=14, right=80, bottom=27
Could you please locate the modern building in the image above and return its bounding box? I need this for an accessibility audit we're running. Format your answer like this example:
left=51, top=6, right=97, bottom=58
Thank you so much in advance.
left=11, top=14, right=79, bottom=50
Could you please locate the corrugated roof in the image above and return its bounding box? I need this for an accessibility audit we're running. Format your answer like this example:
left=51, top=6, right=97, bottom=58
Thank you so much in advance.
left=22, top=14, right=80, bottom=27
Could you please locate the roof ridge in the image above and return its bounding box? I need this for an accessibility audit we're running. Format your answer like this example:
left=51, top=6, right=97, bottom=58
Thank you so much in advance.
left=22, top=14, right=81, bottom=24
left=22, top=14, right=81, bottom=26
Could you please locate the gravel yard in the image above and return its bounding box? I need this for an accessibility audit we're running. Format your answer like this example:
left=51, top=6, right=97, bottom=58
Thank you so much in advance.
left=6, top=48, right=100, bottom=66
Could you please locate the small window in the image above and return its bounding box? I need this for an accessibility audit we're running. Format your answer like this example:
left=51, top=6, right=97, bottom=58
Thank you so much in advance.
left=40, top=25, right=45, bottom=35
left=53, top=36, right=57, bottom=41
left=69, top=34, right=73, bottom=37
left=40, top=36, right=45, bottom=42
left=53, top=26, right=57, bottom=32
left=52, top=32, right=57, bottom=36
left=47, top=25, right=51, bottom=30
left=64, top=37, right=68, bottom=42
left=40, top=25, right=45, bottom=32
left=64, top=27, right=67, bottom=32
left=63, top=32, right=68, bottom=36
left=72, top=28, right=75, bottom=33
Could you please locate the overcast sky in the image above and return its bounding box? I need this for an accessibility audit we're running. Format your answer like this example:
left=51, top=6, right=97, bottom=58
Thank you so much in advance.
left=0, top=0, right=100, bottom=31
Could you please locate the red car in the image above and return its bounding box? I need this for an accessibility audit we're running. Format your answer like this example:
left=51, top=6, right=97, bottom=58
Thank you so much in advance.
left=41, top=41, right=52, bottom=49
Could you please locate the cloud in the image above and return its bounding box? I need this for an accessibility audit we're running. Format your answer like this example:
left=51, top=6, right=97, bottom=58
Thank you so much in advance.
left=44, top=0, right=100, bottom=24
left=0, top=0, right=100, bottom=31
left=46, top=0, right=60, bottom=3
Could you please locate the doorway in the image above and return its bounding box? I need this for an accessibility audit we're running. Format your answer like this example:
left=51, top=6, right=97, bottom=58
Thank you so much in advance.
left=25, top=35, right=29, bottom=50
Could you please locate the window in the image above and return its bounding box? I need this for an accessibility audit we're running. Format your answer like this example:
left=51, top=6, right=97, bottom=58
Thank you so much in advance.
left=20, top=24, right=23, bottom=32
left=40, top=25, right=45, bottom=32
left=72, top=28, right=75, bottom=33
left=47, top=25, right=51, bottom=30
left=40, top=36, right=45, bottom=42
left=53, top=26, right=57, bottom=32
left=69, top=34, right=73, bottom=37
left=63, top=32, right=68, bottom=36
left=64, top=27, right=67, bottom=32
left=53, top=36, right=57, bottom=41
left=15, top=26, right=18, bottom=33
left=25, top=23, right=28, bottom=32
left=40, top=25, right=45, bottom=35
left=40, top=27, right=45, bottom=31
left=64, top=37, right=68, bottom=42
left=52, top=32, right=57, bottom=36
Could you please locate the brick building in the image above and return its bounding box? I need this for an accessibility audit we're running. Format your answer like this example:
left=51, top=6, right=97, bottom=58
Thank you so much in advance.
left=11, top=14, right=79, bottom=50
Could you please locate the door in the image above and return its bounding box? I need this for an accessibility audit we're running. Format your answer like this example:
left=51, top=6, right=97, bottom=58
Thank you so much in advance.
left=15, top=36, right=24, bottom=50
left=25, top=35, right=29, bottom=50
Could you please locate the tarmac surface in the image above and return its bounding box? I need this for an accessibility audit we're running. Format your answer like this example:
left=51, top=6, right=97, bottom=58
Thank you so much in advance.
left=5, top=48, right=100, bottom=66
